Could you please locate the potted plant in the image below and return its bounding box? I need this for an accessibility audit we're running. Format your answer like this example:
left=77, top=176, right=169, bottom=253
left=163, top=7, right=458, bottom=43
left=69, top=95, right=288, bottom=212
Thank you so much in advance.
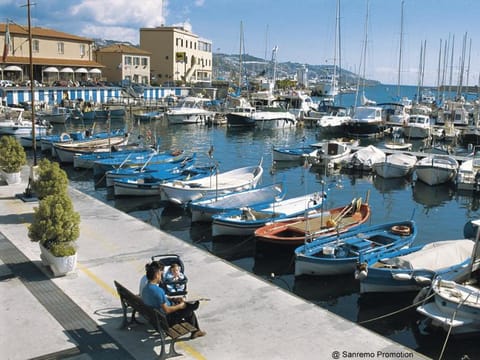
left=31, top=158, right=68, bottom=199
left=0, top=136, right=27, bottom=184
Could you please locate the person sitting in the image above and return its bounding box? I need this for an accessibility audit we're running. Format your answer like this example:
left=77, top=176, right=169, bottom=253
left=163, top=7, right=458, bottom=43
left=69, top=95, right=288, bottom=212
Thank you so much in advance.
left=139, top=260, right=161, bottom=295
left=141, top=262, right=206, bottom=339
left=163, top=263, right=187, bottom=296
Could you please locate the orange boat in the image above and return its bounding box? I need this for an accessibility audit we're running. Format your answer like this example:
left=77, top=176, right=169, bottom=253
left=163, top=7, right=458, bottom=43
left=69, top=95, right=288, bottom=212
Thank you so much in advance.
left=254, top=198, right=371, bottom=246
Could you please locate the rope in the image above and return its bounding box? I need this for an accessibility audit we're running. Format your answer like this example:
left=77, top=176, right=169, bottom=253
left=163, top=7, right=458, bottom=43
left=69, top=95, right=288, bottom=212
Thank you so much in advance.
left=358, top=291, right=436, bottom=324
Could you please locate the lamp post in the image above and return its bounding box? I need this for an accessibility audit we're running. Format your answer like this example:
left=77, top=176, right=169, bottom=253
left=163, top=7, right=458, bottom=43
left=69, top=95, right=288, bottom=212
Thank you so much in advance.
left=26, top=0, right=36, bottom=165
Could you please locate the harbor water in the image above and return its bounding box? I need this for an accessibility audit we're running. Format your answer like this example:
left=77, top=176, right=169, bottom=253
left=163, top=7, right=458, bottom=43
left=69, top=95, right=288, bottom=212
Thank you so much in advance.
left=50, top=84, right=479, bottom=360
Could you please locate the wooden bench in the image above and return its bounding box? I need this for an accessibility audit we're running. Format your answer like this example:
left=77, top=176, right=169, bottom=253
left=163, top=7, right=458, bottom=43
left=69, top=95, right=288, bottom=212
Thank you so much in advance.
left=113, top=280, right=198, bottom=359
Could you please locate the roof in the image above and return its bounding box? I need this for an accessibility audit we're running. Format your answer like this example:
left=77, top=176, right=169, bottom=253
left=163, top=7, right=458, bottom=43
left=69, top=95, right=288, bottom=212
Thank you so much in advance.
left=3, top=56, right=104, bottom=68
left=96, top=44, right=151, bottom=55
left=0, top=23, right=92, bottom=43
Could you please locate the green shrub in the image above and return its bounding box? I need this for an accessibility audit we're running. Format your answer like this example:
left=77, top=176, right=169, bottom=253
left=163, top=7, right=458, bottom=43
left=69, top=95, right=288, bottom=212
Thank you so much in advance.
left=32, top=158, right=68, bottom=200
left=28, top=193, right=80, bottom=256
left=0, top=136, right=27, bottom=173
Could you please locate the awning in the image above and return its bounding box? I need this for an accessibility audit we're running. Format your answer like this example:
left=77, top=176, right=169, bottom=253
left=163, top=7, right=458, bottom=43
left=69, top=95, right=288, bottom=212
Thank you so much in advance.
left=4, top=65, right=23, bottom=72
left=43, top=66, right=59, bottom=73
left=60, top=67, right=74, bottom=73
left=75, top=67, right=88, bottom=73
left=89, top=68, right=102, bottom=74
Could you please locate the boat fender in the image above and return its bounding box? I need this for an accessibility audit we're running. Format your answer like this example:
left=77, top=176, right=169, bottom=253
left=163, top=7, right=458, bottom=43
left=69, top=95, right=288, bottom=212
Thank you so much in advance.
left=390, top=225, right=411, bottom=236
left=413, top=275, right=432, bottom=285
left=392, top=273, right=413, bottom=281
left=354, top=263, right=368, bottom=280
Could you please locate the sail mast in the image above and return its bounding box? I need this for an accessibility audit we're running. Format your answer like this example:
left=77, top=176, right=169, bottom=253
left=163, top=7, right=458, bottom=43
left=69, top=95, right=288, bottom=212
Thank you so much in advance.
left=396, top=0, right=404, bottom=98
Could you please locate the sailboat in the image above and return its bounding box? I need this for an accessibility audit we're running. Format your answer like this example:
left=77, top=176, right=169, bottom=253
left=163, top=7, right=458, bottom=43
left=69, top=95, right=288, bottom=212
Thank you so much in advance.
left=345, top=0, right=384, bottom=138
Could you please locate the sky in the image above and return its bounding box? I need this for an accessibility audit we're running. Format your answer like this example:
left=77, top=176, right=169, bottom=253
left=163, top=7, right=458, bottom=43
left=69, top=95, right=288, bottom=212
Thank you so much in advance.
left=1, top=0, right=480, bottom=87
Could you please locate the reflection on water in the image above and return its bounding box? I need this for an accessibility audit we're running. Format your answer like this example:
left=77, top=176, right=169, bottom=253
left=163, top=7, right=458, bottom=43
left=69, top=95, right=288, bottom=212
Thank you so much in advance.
left=63, top=114, right=480, bottom=359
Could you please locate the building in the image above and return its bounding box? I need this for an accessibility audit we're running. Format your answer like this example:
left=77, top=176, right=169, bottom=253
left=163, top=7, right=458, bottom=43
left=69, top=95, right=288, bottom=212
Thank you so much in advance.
left=95, top=44, right=150, bottom=85
left=296, top=64, right=309, bottom=88
left=0, top=23, right=103, bottom=85
left=139, top=26, right=212, bottom=86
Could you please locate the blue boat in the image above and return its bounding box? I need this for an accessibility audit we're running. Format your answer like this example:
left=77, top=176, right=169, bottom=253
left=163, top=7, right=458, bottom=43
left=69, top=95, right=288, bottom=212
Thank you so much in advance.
left=356, top=239, right=475, bottom=294
left=211, top=192, right=326, bottom=237
left=73, top=147, right=156, bottom=169
left=294, top=220, right=417, bottom=277
left=189, top=182, right=286, bottom=223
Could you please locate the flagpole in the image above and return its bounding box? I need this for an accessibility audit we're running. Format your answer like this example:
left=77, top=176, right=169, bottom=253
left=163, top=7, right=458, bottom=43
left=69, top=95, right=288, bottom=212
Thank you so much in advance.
left=27, top=0, right=36, bottom=165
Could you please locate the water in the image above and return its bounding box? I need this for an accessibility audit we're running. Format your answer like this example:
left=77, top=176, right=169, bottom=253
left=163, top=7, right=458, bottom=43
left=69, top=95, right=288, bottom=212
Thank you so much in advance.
left=52, top=84, right=479, bottom=360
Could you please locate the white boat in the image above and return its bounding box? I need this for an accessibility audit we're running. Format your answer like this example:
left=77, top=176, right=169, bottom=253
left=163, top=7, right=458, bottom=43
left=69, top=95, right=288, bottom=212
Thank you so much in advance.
left=415, top=154, right=459, bottom=186
left=403, top=114, right=432, bottom=139
left=415, top=219, right=480, bottom=335
left=160, top=161, right=264, bottom=206
left=380, top=102, right=409, bottom=131
left=344, top=145, right=385, bottom=172
left=0, top=106, right=49, bottom=137
left=37, top=106, right=76, bottom=124
left=304, top=138, right=359, bottom=167
left=357, top=239, right=475, bottom=294
left=189, top=182, right=285, bottom=223
left=165, top=97, right=214, bottom=124
left=383, top=134, right=412, bottom=151
left=277, top=91, right=316, bottom=120
left=456, top=148, right=480, bottom=192
left=211, top=192, right=326, bottom=237
left=316, top=107, right=351, bottom=134
left=372, top=152, right=417, bottom=179
left=345, top=106, right=384, bottom=137
left=53, top=131, right=130, bottom=163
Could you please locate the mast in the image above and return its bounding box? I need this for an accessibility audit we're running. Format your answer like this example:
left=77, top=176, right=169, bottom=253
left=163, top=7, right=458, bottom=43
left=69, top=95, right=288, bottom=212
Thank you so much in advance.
left=354, top=0, right=369, bottom=108
left=238, top=21, right=243, bottom=89
left=396, top=0, right=404, bottom=99
left=27, top=0, right=36, bottom=165
left=331, top=0, right=340, bottom=98
left=448, top=34, right=455, bottom=97
left=436, top=39, right=442, bottom=102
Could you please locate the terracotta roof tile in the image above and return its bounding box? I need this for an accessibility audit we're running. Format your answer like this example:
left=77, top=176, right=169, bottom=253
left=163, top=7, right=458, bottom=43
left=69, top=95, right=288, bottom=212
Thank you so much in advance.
left=0, top=23, right=92, bottom=42
left=4, top=56, right=104, bottom=68
left=97, top=44, right=150, bottom=55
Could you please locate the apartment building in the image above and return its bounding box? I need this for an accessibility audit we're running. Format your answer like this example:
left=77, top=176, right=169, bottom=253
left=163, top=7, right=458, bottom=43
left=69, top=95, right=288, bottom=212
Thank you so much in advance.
left=0, top=23, right=103, bottom=85
left=139, top=26, right=212, bottom=85
left=95, top=44, right=150, bottom=85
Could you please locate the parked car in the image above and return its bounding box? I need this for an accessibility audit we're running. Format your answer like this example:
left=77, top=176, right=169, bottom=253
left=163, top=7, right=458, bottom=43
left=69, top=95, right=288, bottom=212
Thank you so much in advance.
left=0, top=80, right=14, bottom=87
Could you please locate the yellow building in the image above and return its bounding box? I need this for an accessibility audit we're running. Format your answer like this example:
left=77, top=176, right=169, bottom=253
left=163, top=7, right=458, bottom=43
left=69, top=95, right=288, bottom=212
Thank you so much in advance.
left=0, top=23, right=103, bottom=85
left=95, top=44, right=151, bottom=85
left=139, top=26, right=212, bottom=85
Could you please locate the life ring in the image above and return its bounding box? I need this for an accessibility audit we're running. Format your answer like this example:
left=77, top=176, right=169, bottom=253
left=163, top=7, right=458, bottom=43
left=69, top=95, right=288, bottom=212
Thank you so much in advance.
left=390, top=225, right=411, bottom=236
left=60, top=132, right=70, bottom=142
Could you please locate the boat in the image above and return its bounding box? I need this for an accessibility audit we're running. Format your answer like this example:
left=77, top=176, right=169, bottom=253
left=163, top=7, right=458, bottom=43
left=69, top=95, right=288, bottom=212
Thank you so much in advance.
left=380, top=103, right=409, bottom=131
left=277, top=90, right=316, bottom=120
left=294, top=219, right=417, bottom=277
left=225, top=104, right=257, bottom=127
left=37, top=106, right=78, bottom=124
left=189, top=182, right=286, bottom=223
left=415, top=154, right=459, bottom=186
left=133, top=110, right=164, bottom=122
left=345, top=106, right=384, bottom=137
left=356, top=239, right=475, bottom=294
left=211, top=192, right=326, bottom=237
left=0, top=106, right=49, bottom=137
left=73, top=147, right=156, bottom=170
left=272, top=145, right=313, bottom=162
left=113, top=166, right=213, bottom=197
left=415, top=219, right=480, bottom=335
left=52, top=130, right=129, bottom=163
left=403, top=114, right=432, bottom=139
left=382, top=132, right=412, bottom=151
left=160, top=161, right=264, bottom=206
left=304, top=138, right=359, bottom=168
left=344, top=145, right=385, bottom=172
left=165, top=96, right=214, bottom=124
left=315, top=107, right=351, bottom=135
left=456, top=146, right=480, bottom=192
left=372, top=152, right=417, bottom=179
left=254, top=197, right=371, bottom=246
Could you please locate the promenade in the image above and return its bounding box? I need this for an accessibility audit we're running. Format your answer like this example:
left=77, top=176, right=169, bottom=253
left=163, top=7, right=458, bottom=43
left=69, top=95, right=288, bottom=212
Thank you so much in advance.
left=0, top=171, right=429, bottom=360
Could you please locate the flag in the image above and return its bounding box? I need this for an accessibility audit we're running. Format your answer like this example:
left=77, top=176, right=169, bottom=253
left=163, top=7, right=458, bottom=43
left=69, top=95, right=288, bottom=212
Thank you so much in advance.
left=2, top=23, right=11, bottom=63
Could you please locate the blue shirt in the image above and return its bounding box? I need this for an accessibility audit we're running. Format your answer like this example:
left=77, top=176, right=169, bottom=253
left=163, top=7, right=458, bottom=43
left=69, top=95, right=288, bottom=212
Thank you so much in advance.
left=141, top=282, right=172, bottom=309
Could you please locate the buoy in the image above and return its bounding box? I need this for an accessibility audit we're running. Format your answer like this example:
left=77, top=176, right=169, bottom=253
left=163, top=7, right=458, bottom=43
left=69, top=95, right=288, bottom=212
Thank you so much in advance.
left=390, top=225, right=411, bottom=236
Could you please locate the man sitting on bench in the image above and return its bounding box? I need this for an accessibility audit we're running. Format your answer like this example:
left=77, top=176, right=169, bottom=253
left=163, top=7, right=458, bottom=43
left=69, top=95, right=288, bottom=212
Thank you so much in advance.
left=141, top=261, right=206, bottom=339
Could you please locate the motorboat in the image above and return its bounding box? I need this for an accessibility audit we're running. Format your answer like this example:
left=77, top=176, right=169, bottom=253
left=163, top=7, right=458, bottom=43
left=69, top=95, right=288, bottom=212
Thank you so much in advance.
left=344, top=145, right=385, bottom=172
left=372, top=152, right=417, bottom=179
left=415, top=154, right=459, bottom=186
left=304, top=138, right=359, bottom=168
left=165, top=97, right=214, bottom=124
left=345, top=106, right=384, bottom=137
left=403, top=114, right=432, bottom=139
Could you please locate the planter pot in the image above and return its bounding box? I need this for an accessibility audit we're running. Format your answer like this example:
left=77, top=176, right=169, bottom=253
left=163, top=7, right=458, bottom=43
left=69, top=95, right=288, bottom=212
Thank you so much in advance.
left=0, top=169, right=22, bottom=185
left=39, top=243, right=77, bottom=276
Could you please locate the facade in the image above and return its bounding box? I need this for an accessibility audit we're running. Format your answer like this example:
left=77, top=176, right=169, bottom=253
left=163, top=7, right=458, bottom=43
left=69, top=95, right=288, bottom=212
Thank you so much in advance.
left=139, top=26, right=212, bottom=85
left=95, top=44, right=150, bottom=85
left=0, top=23, right=103, bottom=85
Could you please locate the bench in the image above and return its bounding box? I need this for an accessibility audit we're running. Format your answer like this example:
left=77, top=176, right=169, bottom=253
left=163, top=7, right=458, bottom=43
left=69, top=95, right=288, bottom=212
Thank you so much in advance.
left=113, top=280, right=198, bottom=360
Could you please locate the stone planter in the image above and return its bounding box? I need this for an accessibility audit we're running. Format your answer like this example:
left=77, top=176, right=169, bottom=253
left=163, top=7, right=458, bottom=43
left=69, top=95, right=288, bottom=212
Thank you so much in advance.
left=39, top=243, right=77, bottom=276
left=0, top=169, right=22, bottom=185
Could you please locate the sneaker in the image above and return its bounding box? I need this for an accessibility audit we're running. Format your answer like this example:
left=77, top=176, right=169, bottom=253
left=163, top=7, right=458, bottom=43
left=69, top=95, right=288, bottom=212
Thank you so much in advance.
left=191, top=330, right=206, bottom=339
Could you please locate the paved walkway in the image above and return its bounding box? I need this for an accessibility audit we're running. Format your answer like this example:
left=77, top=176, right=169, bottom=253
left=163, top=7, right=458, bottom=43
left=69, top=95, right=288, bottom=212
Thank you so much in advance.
left=0, top=174, right=429, bottom=360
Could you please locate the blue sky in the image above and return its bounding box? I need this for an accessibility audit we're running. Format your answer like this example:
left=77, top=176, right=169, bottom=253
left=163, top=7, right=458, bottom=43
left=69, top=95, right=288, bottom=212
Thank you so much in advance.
left=1, top=0, right=479, bottom=86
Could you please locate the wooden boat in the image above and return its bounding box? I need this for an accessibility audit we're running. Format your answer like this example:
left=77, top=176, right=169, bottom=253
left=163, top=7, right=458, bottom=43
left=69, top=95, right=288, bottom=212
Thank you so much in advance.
left=372, top=152, right=417, bottom=179
left=189, top=182, right=285, bottom=223
left=211, top=192, right=326, bottom=237
left=73, top=147, right=156, bottom=170
left=356, top=239, right=475, bottom=294
left=254, top=198, right=371, bottom=246
left=160, top=160, right=264, bottom=206
left=294, top=219, right=417, bottom=277
left=415, top=154, right=458, bottom=186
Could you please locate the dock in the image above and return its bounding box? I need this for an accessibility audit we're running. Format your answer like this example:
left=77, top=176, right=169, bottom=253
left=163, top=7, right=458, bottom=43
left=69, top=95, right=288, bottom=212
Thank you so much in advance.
left=0, top=169, right=429, bottom=360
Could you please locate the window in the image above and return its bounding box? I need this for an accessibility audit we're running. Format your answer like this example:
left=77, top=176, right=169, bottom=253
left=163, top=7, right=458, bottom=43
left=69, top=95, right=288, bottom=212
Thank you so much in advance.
left=124, top=56, right=132, bottom=65
left=134, top=57, right=140, bottom=66
left=176, top=38, right=179, bottom=46
left=141, top=58, right=148, bottom=66
left=80, top=44, right=86, bottom=57
left=32, top=39, right=39, bottom=53
left=57, top=42, right=64, bottom=54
